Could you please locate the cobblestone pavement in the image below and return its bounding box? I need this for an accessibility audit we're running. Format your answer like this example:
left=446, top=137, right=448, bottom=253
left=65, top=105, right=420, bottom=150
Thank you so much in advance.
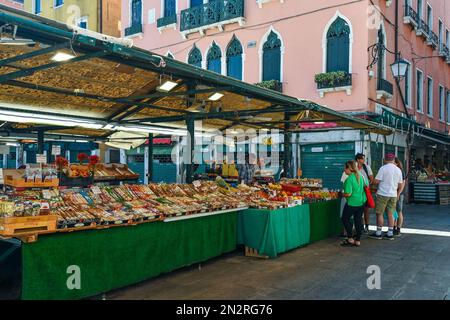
left=108, top=204, right=450, bottom=300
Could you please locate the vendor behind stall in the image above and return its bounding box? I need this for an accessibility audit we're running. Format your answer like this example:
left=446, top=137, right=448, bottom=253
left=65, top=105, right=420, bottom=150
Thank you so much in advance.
left=237, top=153, right=258, bottom=184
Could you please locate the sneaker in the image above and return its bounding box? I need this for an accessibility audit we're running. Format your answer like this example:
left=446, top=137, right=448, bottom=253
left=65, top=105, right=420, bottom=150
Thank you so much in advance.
left=383, top=233, right=395, bottom=241
left=393, top=228, right=401, bottom=237
left=369, top=232, right=383, bottom=240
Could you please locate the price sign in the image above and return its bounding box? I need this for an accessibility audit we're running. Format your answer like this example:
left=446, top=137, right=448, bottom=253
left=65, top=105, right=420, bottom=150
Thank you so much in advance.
left=192, top=180, right=201, bottom=188
left=42, top=190, right=52, bottom=200
left=36, top=154, right=47, bottom=164
left=91, top=186, right=102, bottom=195
left=51, top=145, right=61, bottom=156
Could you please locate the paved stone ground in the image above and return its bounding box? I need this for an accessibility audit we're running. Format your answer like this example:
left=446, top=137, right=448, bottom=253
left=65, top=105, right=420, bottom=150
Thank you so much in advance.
left=107, top=204, right=450, bottom=300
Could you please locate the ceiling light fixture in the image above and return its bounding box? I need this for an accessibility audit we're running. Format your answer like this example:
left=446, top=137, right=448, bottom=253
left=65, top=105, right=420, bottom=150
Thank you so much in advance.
left=51, top=52, right=76, bottom=62
left=208, top=93, right=224, bottom=101
left=157, top=80, right=178, bottom=92
left=314, top=122, right=325, bottom=124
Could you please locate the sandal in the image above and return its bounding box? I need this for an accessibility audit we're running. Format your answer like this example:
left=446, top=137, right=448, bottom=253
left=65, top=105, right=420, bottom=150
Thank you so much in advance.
left=340, top=239, right=356, bottom=247
left=354, top=241, right=361, bottom=247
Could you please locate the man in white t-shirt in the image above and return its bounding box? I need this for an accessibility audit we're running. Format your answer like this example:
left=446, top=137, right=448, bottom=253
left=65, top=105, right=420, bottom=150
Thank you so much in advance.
left=369, top=153, right=403, bottom=241
left=355, top=153, right=374, bottom=234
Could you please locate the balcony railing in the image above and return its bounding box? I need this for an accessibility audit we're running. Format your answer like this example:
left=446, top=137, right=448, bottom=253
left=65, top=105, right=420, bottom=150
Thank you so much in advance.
left=377, top=78, right=394, bottom=99
left=416, top=19, right=430, bottom=38
left=404, top=5, right=419, bottom=27
left=426, top=31, right=439, bottom=48
left=255, top=80, right=283, bottom=93
left=124, top=24, right=142, bottom=37
left=438, top=43, right=449, bottom=58
left=180, top=0, right=244, bottom=32
left=157, top=14, right=177, bottom=28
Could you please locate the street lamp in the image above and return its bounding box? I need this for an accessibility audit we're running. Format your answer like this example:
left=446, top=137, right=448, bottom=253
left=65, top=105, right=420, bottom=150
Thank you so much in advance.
left=390, top=58, right=409, bottom=80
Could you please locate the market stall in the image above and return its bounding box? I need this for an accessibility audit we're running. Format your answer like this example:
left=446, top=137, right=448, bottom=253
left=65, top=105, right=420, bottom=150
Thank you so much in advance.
left=0, top=5, right=394, bottom=300
left=409, top=168, right=450, bottom=204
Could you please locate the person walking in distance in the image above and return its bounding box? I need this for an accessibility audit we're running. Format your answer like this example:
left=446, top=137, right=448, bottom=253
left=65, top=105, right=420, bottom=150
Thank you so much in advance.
left=369, top=153, right=403, bottom=241
left=394, top=157, right=406, bottom=236
left=355, top=153, right=374, bottom=234
left=340, top=161, right=368, bottom=247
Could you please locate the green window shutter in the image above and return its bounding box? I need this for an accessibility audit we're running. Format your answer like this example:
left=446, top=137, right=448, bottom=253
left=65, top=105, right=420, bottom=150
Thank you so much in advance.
left=262, top=31, right=281, bottom=81
left=131, top=0, right=142, bottom=26
left=226, top=35, right=243, bottom=80
left=326, top=17, right=350, bottom=73
left=188, top=45, right=202, bottom=67
left=207, top=42, right=222, bottom=74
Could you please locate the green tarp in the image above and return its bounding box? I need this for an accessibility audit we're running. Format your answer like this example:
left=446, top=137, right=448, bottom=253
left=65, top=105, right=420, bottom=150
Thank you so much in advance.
left=309, top=199, right=342, bottom=242
left=237, top=205, right=311, bottom=258
left=21, top=212, right=237, bottom=300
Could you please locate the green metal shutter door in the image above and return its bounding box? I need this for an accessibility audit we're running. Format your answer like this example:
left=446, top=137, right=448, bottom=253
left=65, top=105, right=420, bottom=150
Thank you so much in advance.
left=385, top=144, right=395, bottom=156
left=397, top=147, right=406, bottom=170
left=301, top=143, right=355, bottom=190
left=370, top=142, right=383, bottom=176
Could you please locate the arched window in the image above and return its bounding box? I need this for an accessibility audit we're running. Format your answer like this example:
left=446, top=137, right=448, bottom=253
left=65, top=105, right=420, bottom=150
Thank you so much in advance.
left=188, top=45, right=202, bottom=67
left=226, top=36, right=243, bottom=80
left=326, top=17, right=350, bottom=73
left=207, top=42, right=222, bottom=74
left=262, top=31, right=282, bottom=81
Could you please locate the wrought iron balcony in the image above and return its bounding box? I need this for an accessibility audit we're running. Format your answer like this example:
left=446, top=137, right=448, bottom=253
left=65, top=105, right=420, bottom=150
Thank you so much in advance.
left=376, top=78, right=394, bottom=100
left=438, top=43, right=449, bottom=58
left=426, top=31, right=439, bottom=48
left=256, top=80, right=283, bottom=93
left=403, top=5, right=419, bottom=27
left=180, top=0, right=244, bottom=33
left=157, top=14, right=177, bottom=29
left=416, top=19, right=429, bottom=38
left=124, top=24, right=142, bottom=37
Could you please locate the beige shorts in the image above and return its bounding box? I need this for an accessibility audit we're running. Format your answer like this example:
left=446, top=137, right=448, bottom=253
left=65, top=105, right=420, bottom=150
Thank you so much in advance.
left=375, top=194, right=397, bottom=215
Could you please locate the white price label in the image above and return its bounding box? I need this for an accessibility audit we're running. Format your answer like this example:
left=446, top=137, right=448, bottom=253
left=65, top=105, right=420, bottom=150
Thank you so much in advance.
left=42, top=190, right=52, bottom=200
left=192, top=180, right=201, bottom=188
left=40, top=202, right=50, bottom=210
left=51, top=145, right=61, bottom=156
left=91, top=186, right=102, bottom=195
left=36, top=154, right=47, bottom=164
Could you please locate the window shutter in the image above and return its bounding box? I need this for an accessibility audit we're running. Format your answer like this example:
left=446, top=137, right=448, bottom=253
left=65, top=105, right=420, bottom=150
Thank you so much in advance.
left=326, top=17, right=350, bottom=73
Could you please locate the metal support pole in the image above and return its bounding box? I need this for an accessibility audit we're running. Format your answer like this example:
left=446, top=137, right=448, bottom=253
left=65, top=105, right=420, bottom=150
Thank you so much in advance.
left=283, top=113, right=290, bottom=178
left=147, top=133, right=153, bottom=183
left=186, top=116, right=195, bottom=184
left=37, top=130, right=44, bottom=155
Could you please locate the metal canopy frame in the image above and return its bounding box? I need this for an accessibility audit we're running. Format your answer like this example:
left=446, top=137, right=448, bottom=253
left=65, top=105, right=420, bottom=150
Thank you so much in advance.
left=0, top=4, right=394, bottom=141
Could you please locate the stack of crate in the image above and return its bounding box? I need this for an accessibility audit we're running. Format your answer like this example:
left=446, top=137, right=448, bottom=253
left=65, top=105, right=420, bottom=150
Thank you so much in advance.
left=438, top=184, right=450, bottom=205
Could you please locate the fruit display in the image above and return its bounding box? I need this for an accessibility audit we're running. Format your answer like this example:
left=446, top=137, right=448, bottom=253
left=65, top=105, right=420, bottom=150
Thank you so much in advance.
left=0, top=177, right=339, bottom=236
left=280, top=178, right=323, bottom=188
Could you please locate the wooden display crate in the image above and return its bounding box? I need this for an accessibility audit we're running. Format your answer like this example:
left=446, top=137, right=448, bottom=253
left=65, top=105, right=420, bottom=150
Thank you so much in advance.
left=4, top=170, right=59, bottom=188
left=0, top=215, right=58, bottom=238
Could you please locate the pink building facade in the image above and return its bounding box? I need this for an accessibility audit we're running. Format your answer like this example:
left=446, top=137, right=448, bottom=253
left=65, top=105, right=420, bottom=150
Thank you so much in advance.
left=0, top=0, right=23, bottom=9
left=121, top=0, right=450, bottom=185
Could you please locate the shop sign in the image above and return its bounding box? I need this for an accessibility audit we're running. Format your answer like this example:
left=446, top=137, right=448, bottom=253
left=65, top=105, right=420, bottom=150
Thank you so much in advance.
left=36, top=154, right=47, bottom=164
left=52, top=145, right=62, bottom=156
left=311, top=147, right=324, bottom=153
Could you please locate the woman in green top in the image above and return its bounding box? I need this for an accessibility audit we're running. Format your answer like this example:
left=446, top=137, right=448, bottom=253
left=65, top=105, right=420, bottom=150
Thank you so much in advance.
left=341, top=160, right=368, bottom=247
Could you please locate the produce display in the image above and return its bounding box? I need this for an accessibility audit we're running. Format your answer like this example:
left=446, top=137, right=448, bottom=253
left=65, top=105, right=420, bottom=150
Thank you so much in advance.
left=280, top=178, right=323, bottom=188
left=0, top=178, right=339, bottom=238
